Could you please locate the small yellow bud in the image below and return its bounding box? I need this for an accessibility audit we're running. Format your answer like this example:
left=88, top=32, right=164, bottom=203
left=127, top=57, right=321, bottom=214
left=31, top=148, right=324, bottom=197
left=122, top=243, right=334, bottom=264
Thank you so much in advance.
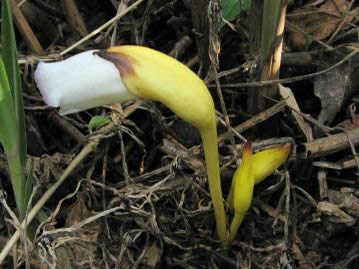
left=227, top=143, right=291, bottom=210
left=228, top=142, right=254, bottom=243
left=253, top=143, right=291, bottom=184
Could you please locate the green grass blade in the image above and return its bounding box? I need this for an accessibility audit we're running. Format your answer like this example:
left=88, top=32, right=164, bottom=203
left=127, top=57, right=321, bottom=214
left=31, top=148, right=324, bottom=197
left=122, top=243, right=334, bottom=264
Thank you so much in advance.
left=0, top=56, right=27, bottom=219
left=0, top=56, right=17, bottom=149
left=1, top=0, right=27, bottom=166
left=0, top=0, right=29, bottom=220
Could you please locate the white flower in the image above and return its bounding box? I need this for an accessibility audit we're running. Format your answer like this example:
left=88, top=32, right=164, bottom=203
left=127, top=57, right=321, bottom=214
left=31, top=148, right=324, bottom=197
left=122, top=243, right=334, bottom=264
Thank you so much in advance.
left=34, top=50, right=137, bottom=115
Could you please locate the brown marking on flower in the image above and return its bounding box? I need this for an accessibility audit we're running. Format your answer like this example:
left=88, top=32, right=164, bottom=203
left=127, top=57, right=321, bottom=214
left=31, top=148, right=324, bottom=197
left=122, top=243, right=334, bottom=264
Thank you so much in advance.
left=280, top=143, right=292, bottom=155
left=94, top=49, right=137, bottom=77
left=243, top=142, right=252, bottom=154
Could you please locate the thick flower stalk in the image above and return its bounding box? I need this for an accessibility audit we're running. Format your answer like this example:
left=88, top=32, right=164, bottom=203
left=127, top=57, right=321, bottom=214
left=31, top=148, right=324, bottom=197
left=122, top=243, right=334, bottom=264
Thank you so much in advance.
left=35, top=46, right=228, bottom=243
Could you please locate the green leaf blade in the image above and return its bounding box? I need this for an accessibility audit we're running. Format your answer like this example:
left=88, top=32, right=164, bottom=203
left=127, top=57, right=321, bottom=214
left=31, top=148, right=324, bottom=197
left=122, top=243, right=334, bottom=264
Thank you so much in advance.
left=0, top=56, right=17, bottom=151
left=1, top=0, right=27, bottom=166
left=0, top=0, right=28, bottom=219
left=0, top=56, right=26, bottom=219
left=221, top=0, right=251, bottom=29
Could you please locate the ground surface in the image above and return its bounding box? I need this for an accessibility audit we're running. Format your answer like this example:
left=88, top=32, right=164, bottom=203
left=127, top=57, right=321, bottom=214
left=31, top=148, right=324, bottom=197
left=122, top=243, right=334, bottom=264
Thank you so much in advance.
left=1, top=0, right=359, bottom=268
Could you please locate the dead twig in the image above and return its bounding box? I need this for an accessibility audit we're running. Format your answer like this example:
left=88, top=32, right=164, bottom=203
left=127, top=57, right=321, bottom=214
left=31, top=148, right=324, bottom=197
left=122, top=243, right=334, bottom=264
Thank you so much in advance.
left=60, top=0, right=146, bottom=56
left=217, top=48, right=359, bottom=88
left=218, top=100, right=287, bottom=144
left=48, top=111, right=86, bottom=145
left=11, top=0, right=44, bottom=55
left=60, top=0, right=88, bottom=38
left=297, top=127, right=359, bottom=159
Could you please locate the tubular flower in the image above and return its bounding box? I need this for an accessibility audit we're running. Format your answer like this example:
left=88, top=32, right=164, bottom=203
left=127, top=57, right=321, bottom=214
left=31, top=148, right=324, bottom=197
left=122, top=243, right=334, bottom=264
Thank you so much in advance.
left=227, top=143, right=291, bottom=211
left=228, top=142, right=254, bottom=243
left=35, top=45, right=228, bottom=243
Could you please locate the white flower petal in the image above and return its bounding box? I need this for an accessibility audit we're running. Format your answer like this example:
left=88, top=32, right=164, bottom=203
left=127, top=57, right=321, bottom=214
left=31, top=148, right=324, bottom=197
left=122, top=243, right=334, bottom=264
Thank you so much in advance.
left=34, top=50, right=138, bottom=115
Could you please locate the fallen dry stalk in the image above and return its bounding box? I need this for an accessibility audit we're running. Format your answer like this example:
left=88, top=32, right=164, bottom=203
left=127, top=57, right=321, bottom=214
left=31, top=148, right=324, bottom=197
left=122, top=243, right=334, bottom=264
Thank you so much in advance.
left=218, top=100, right=287, bottom=144
left=297, top=127, right=359, bottom=159
left=60, top=0, right=88, bottom=38
left=11, top=0, right=44, bottom=55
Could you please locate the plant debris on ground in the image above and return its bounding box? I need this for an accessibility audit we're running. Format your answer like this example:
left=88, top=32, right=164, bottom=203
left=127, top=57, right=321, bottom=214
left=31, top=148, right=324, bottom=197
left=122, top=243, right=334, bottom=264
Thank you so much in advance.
left=0, top=0, right=359, bottom=268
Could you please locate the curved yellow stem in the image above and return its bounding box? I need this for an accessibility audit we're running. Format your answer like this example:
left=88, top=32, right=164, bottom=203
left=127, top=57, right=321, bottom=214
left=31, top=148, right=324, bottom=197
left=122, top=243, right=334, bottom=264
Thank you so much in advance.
left=199, top=118, right=227, bottom=243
